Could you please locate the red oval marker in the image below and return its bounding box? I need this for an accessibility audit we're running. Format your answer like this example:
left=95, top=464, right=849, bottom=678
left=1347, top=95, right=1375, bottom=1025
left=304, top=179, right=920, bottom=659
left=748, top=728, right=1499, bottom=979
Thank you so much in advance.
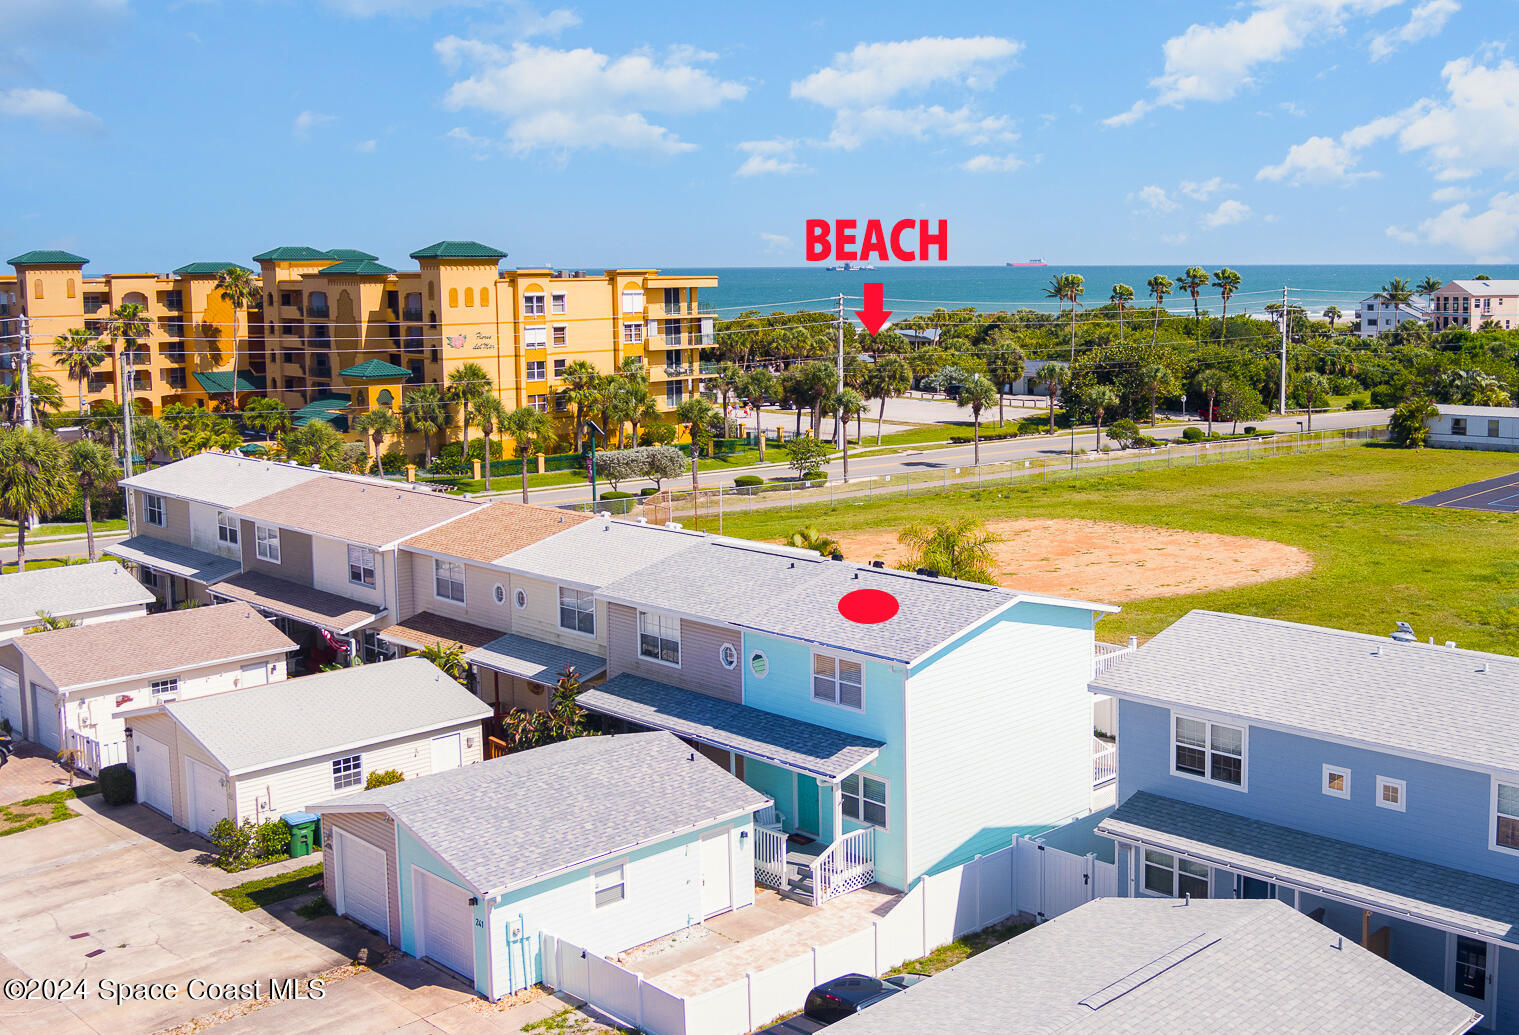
left=838, top=588, right=899, bottom=624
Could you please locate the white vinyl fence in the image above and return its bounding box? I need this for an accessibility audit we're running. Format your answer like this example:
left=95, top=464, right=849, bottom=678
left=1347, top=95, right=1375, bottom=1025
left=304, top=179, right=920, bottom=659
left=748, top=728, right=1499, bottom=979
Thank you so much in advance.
left=542, top=834, right=1115, bottom=1034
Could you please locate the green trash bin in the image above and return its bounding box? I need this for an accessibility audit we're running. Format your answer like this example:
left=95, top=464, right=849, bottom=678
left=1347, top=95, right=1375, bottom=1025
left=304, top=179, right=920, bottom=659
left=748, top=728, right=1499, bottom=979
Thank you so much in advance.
left=282, top=811, right=321, bottom=858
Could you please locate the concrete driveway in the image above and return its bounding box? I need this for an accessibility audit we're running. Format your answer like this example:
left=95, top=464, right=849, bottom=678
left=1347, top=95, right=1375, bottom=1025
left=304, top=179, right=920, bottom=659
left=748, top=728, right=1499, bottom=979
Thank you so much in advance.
left=0, top=745, right=78, bottom=806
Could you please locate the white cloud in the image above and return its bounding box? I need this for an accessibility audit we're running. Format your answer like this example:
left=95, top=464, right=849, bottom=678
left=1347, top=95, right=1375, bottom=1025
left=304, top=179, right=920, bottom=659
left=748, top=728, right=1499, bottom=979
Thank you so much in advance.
left=355, top=138, right=377, bottom=153
left=1202, top=199, right=1253, bottom=228
left=1104, top=0, right=1399, bottom=127
left=444, top=125, right=494, bottom=159
left=1257, top=134, right=1378, bottom=185
left=1129, top=185, right=1179, bottom=212
left=791, top=36, right=1020, bottom=108
left=1161, top=232, right=1190, bottom=245
left=960, top=153, right=1025, bottom=173
left=1408, top=191, right=1519, bottom=260
left=735, top=138, right=808, bottom=177
left=1279, top=101, right=1306, bottom=117
left=826, top=105, right=1015, bottom=150
left=1178, top=176, right=1235, bottom=200
left=437, top=39, right=745, bottom=156
left=0, top=87, right=101, bottom=132
left=1396, top=56, right=1519, bottom=180
left=1431, top=185, right=1472, bottom=202
left=321, top=0, right=579, bottom=33
left=759, top=232, right=792, bottom=255
left=1385, top=224, right=1420, bottom=243
left=292, top=110, right=336, bottom=139
left=1369, top=0, right=1459, bottom=61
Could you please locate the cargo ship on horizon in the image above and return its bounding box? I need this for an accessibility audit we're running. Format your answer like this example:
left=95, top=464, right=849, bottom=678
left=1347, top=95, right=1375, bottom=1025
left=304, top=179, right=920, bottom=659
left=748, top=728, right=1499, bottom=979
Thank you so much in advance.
left=1006, top=259, right=1047, bottom=267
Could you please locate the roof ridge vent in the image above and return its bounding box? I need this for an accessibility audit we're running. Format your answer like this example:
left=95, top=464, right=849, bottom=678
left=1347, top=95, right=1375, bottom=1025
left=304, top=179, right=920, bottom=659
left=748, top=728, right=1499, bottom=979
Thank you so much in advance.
left=1078, top=932, right=1219, bottom=1011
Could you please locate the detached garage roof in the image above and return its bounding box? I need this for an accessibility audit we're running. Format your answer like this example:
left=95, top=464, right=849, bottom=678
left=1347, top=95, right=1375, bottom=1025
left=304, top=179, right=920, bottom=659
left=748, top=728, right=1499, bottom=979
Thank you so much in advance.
left=0, top=561, right=153, bottom=626
left=154, top=656, right=490, bottom=775
left=312, top=732, right=766, bottom=896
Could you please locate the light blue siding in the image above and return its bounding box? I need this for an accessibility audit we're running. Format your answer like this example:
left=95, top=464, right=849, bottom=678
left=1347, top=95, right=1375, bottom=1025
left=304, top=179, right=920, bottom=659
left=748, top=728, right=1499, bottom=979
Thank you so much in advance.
left=744, top=757, right=795, bottom=821
left=1499, top=947, right=1519, bottom=1031
left=395, top=823, right=492, bottom=996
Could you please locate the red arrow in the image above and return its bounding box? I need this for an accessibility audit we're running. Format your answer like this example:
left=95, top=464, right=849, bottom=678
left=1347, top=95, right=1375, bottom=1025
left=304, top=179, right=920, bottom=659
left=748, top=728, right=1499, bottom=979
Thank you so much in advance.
left=854, top=282, right=892, bottom=335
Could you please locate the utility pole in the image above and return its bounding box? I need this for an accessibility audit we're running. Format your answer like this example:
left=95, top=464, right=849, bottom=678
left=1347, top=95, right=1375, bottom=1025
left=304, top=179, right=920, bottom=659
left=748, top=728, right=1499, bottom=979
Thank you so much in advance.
left=17, top=314, right=32, bottom=430
left=1279, top=286, right=1289, bottom=416
left=122, top=337, right=137, bottom=479
left=834, top=293, right=845, bottom=448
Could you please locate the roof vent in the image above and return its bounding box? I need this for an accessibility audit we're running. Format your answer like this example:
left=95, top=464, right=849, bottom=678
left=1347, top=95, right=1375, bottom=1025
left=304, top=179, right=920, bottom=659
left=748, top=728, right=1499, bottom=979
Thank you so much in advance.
left=1480, top=662, right=1489, bottom=674
left=916, top=567, right=939, bottom=578
left=599, top=511, right=611, bottom=519
left=636, top=517, right=648, bottom=525
left=1390, top=621, right=1417, bottom=643
left=1445, top=640, right=1456, bottom=649
left=664, top=521, right=682, bottom=530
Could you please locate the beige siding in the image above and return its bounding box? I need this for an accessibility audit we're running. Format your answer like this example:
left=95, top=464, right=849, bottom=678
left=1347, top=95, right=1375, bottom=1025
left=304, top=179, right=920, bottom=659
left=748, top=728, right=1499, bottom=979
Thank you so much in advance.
left=321, top=811, right=401, bottom=944
left=129, top=711, right=230, bottom=830
left=135, top=490, right=192, bottom=548
left=510, top=574, right=607, bottom=657
left=395, top=549, right=416, bottom=621
left=240, top=520, right=314, bottom=582
left=311, top=535, right=386, bottom=609
left=606, top=603, right=741, bottom=702
left=403, top=551, right=514, bottom=631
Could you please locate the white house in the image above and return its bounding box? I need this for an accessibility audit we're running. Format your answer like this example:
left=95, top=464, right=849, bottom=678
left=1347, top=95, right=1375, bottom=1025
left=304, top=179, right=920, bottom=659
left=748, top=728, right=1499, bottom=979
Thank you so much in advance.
left=124, top=656, right=490, bottom=836
left=1354, top=294, right=1428, bottom=338
left=0, top=562, right=154, bottom=735
left=308, top=731, right=766, bottom=1000
left=13, top=601, right=295, bottom=773
left=1426, top=405, right=1519, bottom=452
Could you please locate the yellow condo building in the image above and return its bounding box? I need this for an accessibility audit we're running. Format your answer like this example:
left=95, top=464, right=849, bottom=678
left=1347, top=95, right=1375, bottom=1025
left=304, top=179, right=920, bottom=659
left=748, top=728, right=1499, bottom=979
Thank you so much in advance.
left=0, top=241, right=717, bottom=447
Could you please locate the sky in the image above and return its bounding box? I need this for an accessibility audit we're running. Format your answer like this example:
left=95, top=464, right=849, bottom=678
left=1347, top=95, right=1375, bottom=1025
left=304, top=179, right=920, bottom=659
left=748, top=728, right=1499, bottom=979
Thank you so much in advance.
left=2, top=0, right=1518, bottom=270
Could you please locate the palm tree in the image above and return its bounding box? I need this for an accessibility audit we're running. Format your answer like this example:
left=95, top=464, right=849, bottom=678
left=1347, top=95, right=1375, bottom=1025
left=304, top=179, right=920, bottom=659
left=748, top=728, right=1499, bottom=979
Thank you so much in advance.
left=1297, top=371, right=1330, bottom=430
left=1059, top=274, right=1084, bottom=364
left=353, top=406, right=403, bottom=477
left=738, top=368, right=777, bottom=460
left=1211, top=268, right=1241, bottom=326
left=0, top=429, right=74, bottom=572
left=412, top=642, right=468, bottom=685
left=1416, top=276, right=1443, bottom=303
left=785, top=526, right=840, bottom=556
left=1378, top=277, right=1415, bottom=331
left=865, top=355, right=912, bottom=445
left=1082, top=384, right=1119, bottom=448
left=471, top=395, right=509, bottom=491
left=1137, top=363, right=1178, bottom=425
left=712, top=362, right=743, bottom=425
left=1109, top=284, right=1134, bottom=343
left=131, top=414, right=178, bottom=465
left=241, top=395, right=291, bottom=443
left=26, top=611, right=79, bottom=633
left=1180, top=267, right=1209, bottom=333
left=896, top=518, right=1004, bottom=585
left=675, top=396, right=718, bottom=494
left=67, top=439, right=119, bottom=562
left=1323, top=306, right=1343, bottom=332
left=215, top=266, right=260, bottom=401
left=445, top=362, right=492, bottom=459
left=1043, top=274, right=1068, bottom=316
left=402, top=384, right=449, bottom=467
left=1146, top=275, right=1173, bottom=338
left=559, top=360, right=603, bottom=454
left=954, top=374, right=999, bottom=466
left=830, top=387, right=865, bottom=480
left=1193, top=369, right=1229, bottom=436
left=0, top=363, right=63, bottom=428
left=86, top=400, right=123, bottom=456
left=51, top=329, right=105, bottom=416
left=501, top=405, right=553, bottom=503
left=1036, top=362, right=1064, bottom=433
left=284, top=420, right=344, bottom=468
left=983, top=332, right=1025, bottom=426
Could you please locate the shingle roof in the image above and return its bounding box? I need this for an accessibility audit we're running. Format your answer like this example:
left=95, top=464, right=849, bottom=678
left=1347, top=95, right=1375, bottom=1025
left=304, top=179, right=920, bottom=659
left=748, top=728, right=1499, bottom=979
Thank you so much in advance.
left=578, top=674, right=882, bottom=780
left=0, top=561, right=153, bottom=627
left=409, top=240, right=509, bottom=261
left=318, top=259, right=397, bottom=277
left=121, top=453, right=323, bottom=508
left=161, top=656, right=490, bottom=775
left=1099, top=792, right=1519, bottom=945
left=826, top=897, right=1481, bottom=1035
left=8, top=250, right=88, bottom=267
left=379, top=611, right=503, bottom=652
left=494, top=517, right=705, bottom=589
left=402, top=501, right=593, bottom=562
left=323, top=248, right=379, bottom=261
left=105, top=536, right=241, bottom=585
left=209, top=570, right=385, bottom=635
left=1434, top=404, right=1519, bottom=419
left=15, top=602, right=295, bottom=692
left=231, top=475, right=484, bottom=549
left=171, top=262, right=252, bottom=277
left=339, top=359, right=410, bottom=380
left=1449, top=279, right=1519, bottom=295
left=467, top=632, right=606, bottom=683
left=251, top=246, right=332, bottom=262
left=311, top=731, right=766, bottom=894
left=192, top=369, right=265, bottom=394
left=1090, top=610, right=1519, bottom=773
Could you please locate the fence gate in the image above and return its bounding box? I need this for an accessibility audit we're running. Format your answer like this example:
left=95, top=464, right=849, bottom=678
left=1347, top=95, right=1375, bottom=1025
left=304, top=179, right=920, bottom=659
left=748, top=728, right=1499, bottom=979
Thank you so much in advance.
left=1014, top=837, right=1114, bottom=921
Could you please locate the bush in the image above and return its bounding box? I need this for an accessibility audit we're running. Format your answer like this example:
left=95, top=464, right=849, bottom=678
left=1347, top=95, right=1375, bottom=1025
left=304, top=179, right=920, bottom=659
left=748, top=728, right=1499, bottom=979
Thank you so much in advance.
left=597, top=491, right=637, bottom=515
left=803, top=469, right=827, bottom=482
left=1244, top=426, right=1258, bottom=435
left=1181, top=427, right=1204, bottom=442
left=734, top=475, right=763, bottom=488
left=640, top=423, right=677, bottom=446
left=364, top=768, right=405, bottom=790
left=1347, top=396, right=1368, bottom=411
left=254, top=819, right=291, bottom=859
left=210, top=818, right=254, bottom=868
left=98, top=763, right=135, bottom=806
left=380, top=447, right=409, bottom=472
left=1369, top=384, right=1401, bottom=408
left=639, top=486, right=659, bottom=497
left=947, top=428, right=1023, bottom=444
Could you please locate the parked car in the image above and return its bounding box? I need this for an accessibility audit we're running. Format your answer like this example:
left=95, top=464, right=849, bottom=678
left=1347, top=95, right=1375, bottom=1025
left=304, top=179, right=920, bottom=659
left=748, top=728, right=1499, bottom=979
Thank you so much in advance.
left=755, top=973, right=927, bottom=1032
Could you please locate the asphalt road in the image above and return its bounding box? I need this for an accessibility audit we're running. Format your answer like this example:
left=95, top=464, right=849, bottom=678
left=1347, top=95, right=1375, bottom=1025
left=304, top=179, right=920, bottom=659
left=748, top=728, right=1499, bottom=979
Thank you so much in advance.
left=0, top=531, right=126, bottom=566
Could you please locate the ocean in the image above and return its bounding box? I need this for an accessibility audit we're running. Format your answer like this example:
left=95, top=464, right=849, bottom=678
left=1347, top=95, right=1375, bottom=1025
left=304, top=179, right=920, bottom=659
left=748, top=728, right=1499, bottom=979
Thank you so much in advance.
left=658, top=265, right=1519, bottom=320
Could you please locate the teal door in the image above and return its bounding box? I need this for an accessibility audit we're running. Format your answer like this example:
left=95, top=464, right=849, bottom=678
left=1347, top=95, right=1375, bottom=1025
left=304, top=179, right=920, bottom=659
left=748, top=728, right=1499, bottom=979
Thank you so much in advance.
left=796, top=775, right=820, bottom=836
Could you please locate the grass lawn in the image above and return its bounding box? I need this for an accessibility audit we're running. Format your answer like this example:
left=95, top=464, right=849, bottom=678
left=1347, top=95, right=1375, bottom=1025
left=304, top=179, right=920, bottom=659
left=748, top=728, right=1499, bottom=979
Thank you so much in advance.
left=1, top=559, right=81, bottom=573
left=716, top=445, right=1519, bottom=654
left=886, top=917, right=1034, bottom=978
left=0, top=519, right=128, bottom=540
left=0, top=784, right=100, bottom=837
left=212, top=862, right=324, bottom=912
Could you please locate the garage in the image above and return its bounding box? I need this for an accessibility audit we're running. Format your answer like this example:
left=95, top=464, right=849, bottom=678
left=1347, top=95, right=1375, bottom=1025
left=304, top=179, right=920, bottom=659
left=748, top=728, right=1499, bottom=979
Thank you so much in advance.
left=430, top=732, right=462, bottom=772
left=0, top=667, right=20, bottom=734
left=334, top=828, right=390, bottom=937
left=414, top=868, right=475, bottom=980
left=134, top=731, right=172, bottom=815
left=185, top=758, right=227, bottom=836
left=28, top=683, right=58, bottom=752
left=700, top=826, right=734, bottom=918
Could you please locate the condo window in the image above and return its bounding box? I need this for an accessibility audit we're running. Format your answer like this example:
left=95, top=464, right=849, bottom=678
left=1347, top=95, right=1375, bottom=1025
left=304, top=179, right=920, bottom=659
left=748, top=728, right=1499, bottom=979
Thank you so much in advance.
left=529, top=394, right=547, bottom=412
left=638, top=611, right=680, bottom=666
left=1322, top=764, right=1350, bottom=800
left=524, top=326, right=547, bottom=347
left=558, top=587, right=595, bottom=635
left=523, top=293, right=545, bottom=316
left=1173, top=715, right=1245, bottom=787
left=143, top=493, right=165, bottom=527
left=623, top=322, right=643, bottom=344
left=620, top=289, right=643, bottom=314
left=552, top=292, right=567, bottom=315
left=1376, top=776, right=1405, bottom=812
left=813, top=653, right=864, bottom=710
left=553, top=359, right=566, bottom=378
left=1495, top=782, right=1519, bottom=852
left=842, top=773, right=887, bottom=829
left=1142, top=850, right=1209, bottom=899
left=434, top=558, right=465, bottom=603
left=552, top=325, right=567, bottom=347
left=217, top=513, right=238, bottom=545
left=347, top=545, right=375, bottom=588
left=255, top=524, right=280, bottom=563
left=308, top=291, right=328, bottom=317
left=331, top=754, right=363, bottom=791
left=526, top=361, right=546, bottom=381
left=554, top=393, right=568, bottom=411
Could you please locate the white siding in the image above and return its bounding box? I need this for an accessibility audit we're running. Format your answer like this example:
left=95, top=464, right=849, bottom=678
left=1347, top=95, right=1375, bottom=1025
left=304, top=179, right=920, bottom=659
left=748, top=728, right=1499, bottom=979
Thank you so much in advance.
left=905, top=610, right=1094, bottom=879
left=127, top=710, right=231, bottom=831
left=0, top=602, right=147, bottom=645
left=187, top=500, right=241, bottom=559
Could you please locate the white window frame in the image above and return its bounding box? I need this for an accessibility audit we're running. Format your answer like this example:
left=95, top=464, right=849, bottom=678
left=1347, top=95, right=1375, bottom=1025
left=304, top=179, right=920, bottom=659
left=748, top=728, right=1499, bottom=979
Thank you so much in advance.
left=1491, top=778, right=1519, bottom=857
left=841, top=772, right=888, bottom=831
left=551, top=292, right=566, bottom=315
left=434, top=558, right=465, bottom=604
left=332, top=754, right=363, bottom=791
left=255, top=524, right=280, bottom=563
left=143, top=493, right=165, bottom=527
left=593, top=862, right=625, bottom=908
left=217, top=512, right=238, bottom=545
left=347, top=544, right=375, bottom=588
left=620, top=289, right=644, bottom=314
left=552, top=324, right=568, bottom=348
left=523, top=293, right=545, bottom=316
left=526, top=360, right=546, bottom=381
left=1322, top=764, right=1351, bottom=800
left=150, top=677, right=179, bottom=703
left=523, top=325, right=547, bottom=347
left=749, top=649, right=769, bottom=678
left=514, top=588, right=527, bottom=610
left=1376, top=775, right=1406, bottom=812
left=719, top=643, right=738, bottom=670
left=1170, top=712, right=1247, bottom=791
left=811, top=652, right=864, bottom=711
left=638, top=610, right=680, bottom=667
left=557, top=586, right=595, bottom=636
left=1451, top=418, right=1468, bottom=436
left=622, top=321, right=643, bottom=344
left=1140, top=849, right=1210, bottom=899
left=493, top=583, right=507, bottom=606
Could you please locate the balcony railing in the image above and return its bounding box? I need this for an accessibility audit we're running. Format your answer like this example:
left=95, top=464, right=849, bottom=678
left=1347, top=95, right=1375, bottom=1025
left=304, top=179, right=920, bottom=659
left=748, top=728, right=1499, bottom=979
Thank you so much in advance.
left=1093, top=742, right=1117, bottom=787
left=402, top=309, right=423, bottom=323
left=1093, top=638, right=1137, bottom=678
left=663, top=364, right=692, bottom=377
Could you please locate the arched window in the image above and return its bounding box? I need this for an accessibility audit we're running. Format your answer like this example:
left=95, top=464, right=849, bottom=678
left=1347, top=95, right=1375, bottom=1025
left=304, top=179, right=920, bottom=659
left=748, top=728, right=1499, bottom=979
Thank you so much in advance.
left=32, top=279, right=42, bottom=299
left=464, top=287, right=474, bottom=307
left=404, top=292, right=421, bottom=315
left=480, top=286, right=489, bottom=306
left=267, top=291, right=274, bottom=305
left=377, top=389, right=393, bottom=407
left=66, top=278, right=75, bottom=299
left=429, top=310, right=438, bottom=329
left=448, top=287, right=458, bottom=308
left=308, top=290, right=328, bottom=317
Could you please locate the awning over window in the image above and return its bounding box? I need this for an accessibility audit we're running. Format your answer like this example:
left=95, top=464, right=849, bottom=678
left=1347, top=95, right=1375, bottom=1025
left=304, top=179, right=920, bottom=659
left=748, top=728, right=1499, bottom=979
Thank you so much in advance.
left=578, top=674, right=882, bottom=782
left=465, top=632, right=607, bottom=684
left=106, top=536, right=241, bottom=585
left=1099, top=792, right=1519, bottom=945
left=379, top=611, right=502, bottom=652
left=208, top=570, right=384, bottom=636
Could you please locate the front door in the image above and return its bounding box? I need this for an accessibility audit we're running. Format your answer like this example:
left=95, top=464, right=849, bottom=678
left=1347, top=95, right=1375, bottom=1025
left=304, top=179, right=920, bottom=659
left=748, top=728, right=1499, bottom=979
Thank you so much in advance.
left=699, top=828, right=733, bottom=918
left=795, top=775, right=820, bottom=837
left=1447, top=934, right=1497, bottom=1027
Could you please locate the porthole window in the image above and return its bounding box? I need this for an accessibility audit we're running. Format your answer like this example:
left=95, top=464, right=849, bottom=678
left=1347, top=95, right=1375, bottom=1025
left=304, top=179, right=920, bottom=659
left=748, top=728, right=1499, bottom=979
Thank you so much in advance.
left=719, top=643, right=738, bottom=670
left=749, top=650, right=769, bottom=678
left=493, top=583, right=507, bottom=606
left=514, top=588, right=527, bottom=610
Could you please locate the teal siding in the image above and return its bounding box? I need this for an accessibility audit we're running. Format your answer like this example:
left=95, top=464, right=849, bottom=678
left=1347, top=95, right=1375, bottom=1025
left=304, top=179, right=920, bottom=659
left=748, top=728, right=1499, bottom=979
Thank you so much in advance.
left=745, top=757, right=795, bottom=819
left=395, top=823, right=492, bottom=996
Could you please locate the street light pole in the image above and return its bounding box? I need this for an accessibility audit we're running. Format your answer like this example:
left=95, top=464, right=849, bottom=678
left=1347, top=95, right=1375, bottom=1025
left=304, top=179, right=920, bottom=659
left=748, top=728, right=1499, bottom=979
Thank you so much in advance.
left=584, top=419, right=603, bottom=507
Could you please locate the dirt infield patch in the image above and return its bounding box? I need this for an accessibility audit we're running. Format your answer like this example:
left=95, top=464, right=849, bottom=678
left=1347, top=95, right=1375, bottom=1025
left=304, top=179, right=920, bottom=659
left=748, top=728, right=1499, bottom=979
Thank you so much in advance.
left=832, top=518, right=1312, bottom=602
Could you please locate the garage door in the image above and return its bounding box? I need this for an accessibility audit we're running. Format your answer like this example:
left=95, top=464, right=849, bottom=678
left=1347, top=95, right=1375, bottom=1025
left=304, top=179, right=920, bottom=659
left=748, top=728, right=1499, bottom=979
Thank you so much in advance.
left=29, top=683, right=58, bottom=752
left=185, top=758, right=226, bottom=836
left=414, top=868, right=475, bottom=980
left=0, top=667, right=20, bottom=735
left=133, top=732, right=172, bottom=816
left=335, top=829, right=390, bottom=937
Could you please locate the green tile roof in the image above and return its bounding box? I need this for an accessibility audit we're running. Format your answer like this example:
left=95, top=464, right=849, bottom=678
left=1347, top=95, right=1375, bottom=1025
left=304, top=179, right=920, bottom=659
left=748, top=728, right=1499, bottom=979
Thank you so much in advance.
left=251, top=246, right=332, bottom=262
left=172, top=262, right=253, bottom=277
left=192, top=369, right=266, bottom=394
left=409, top=240, right=509, bottom=261
left=318, top=259, right=397, bottom=276
left=293, top=392, right=351, bottom=431
left=324, top=248, right=379, bottom=261
left=8, top=249, right=88, bottom=267
left=339, top=359, right=411, bottom=380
